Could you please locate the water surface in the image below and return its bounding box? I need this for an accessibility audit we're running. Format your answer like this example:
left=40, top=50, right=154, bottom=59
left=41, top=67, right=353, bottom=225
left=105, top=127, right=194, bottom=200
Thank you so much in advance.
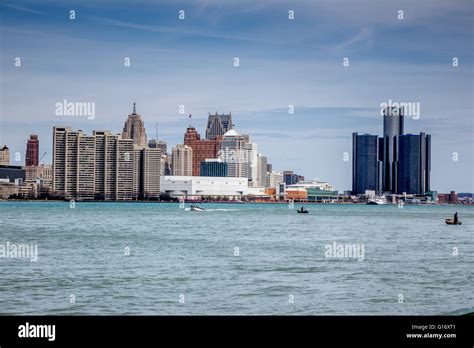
left=0, top=202, right=472, bottom=315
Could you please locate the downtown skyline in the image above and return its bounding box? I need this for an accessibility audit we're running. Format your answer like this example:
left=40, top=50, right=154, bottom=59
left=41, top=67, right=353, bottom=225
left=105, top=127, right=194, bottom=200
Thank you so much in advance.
left=0, top=0, right=472, bottom=192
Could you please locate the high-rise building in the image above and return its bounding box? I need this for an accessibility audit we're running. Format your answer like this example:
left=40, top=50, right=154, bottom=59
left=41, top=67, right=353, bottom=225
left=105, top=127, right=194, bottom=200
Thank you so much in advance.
left=283, top=171, right=299, bottom=185
left=142, top=147, right=162, bottom=198
left=122, top=103, right=147, bottom=147
left=132, top=145, right=163, bottom=199
left=382, top=106, right=404, bottom=192
left=219, top=129, right=248, bottom=178
left=352, top=133, right=381, bottom=195
left=162, top=154, right=172, bottom=175
left=266, top=163, right=273, bottom=173
left=25, top=134, right=39, bottom=166
left=257, top=155, right=268, bottom=188
left=200, top=159, right=228, bottom=177
left=396, top=133, right=431, bottom=194
left=245, top=143, right=259, bottom=186
left=52, top=127, right=134, bottom=200
left=206, top=112, right=233, bottom=140
left=171, top=144, right=193, bottom=176
left=148, top=139, right=167, bottom=155
left=0, top=145, right=10, bottom=165
left=351, top=107, right=433, bottom=195
left=184, top=126, right=219, bottom=176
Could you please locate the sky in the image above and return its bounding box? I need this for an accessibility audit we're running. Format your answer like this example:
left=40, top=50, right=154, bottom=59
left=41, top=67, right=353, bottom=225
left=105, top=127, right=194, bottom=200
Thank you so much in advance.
left=0, top=0, right=473, bottom=192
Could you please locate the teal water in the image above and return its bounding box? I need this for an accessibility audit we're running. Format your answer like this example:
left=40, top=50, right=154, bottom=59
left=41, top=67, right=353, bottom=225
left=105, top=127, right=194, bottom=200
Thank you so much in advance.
left=0, top=202, right=473, bottom=315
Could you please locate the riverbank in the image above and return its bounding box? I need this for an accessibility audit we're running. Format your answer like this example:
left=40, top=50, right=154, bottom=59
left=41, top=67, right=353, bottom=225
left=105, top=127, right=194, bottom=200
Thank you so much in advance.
left=1, top=198, right=472, bottom=206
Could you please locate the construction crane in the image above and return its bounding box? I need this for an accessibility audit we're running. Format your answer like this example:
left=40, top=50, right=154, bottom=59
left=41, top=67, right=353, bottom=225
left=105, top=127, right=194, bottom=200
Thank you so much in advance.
left=39, top=152, right=47, bottom=164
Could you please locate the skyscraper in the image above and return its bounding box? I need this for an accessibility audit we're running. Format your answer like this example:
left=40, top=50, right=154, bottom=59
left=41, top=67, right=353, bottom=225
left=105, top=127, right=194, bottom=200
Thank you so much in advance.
left=171, top=144, right=193, bottom=176
left=257, top=154, right=268, bottom=188
left=122, top=103, right=147, bottom=147
left=205, top=112, right=233, bottom=140
left=142, top=147, right=163, bottom=198
left=184, top=126, right=219, bottom=176
left=219, top=129, right=248, bottom=178
left=382, top=106, right=404, bottom=192
left=352, top=133, right=380, bottom=195
left=52, top=127, right=134, bottom=200
left=25, top=134, right=39, bottom=166
left=396, top=133, right=431, bottom=194
left=0, top=145, right=10, bottom=165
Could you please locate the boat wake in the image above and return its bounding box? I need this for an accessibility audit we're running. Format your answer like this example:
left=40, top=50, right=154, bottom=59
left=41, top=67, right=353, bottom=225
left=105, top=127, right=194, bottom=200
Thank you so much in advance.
left=184, top=208, right=238, bottom=212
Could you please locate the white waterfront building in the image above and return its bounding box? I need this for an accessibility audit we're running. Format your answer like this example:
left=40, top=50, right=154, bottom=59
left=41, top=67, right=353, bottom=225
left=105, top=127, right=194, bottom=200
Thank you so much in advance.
left=286, top=179, right=334, bottom=192
left=160, top=175, right=249, bottom=198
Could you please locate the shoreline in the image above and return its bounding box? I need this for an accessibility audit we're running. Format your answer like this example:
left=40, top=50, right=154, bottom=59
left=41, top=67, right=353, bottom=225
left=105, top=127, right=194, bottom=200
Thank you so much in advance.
left=0, top=199, right=472, bottom=206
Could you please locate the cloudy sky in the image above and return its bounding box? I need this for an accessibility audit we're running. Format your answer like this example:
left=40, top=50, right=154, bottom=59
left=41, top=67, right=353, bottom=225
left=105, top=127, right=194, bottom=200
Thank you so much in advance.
left=0, top=0, right=472, bottom=192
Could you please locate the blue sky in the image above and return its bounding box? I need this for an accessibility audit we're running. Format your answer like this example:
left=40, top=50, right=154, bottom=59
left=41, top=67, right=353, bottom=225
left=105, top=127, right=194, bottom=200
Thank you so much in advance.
left=0, top=0, right=473, bottom=192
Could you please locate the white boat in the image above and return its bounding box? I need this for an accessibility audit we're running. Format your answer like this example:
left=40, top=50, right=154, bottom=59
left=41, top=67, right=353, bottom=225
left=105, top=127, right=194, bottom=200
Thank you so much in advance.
left=190, top=205, right=205, bottom=211
left=367, top=197, right=388, bottom=205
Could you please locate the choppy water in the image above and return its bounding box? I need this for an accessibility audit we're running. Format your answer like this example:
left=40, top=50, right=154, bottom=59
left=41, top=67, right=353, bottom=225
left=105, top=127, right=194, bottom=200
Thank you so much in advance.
left=0, top=201, right=473, bottom=315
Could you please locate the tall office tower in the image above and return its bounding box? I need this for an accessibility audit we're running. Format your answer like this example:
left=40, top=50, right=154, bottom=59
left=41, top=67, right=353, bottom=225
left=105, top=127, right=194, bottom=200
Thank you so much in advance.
left=184, top=126, right=219, bottom=176
left=132, top=145, right=144, bottom=199
left=205, top=112, right=233, bottom=140
left=25, top=134, right=39, bottom=166
left=77, top=133, right=96, bottom=200
left=0, top=145, right=10, bottom=165
left=200, top=159, right=228, bottom=177
left=92, top=130, right=134, bottom=200
left=122, top=103, right=147, bottom=147
left=52, top=127, right=68, bottom=197
left=245, top=143, right=259, bottom=186
left=382, top=106, right=404, bottom=192
left=396, top=133, right=431, bottom=194
left=352, top=133, right=381, bottom=195
left=52, top=127, right=95, bottom=200
left=142, top=147, right=162, bottom=198
left=266, top=163, right=273, bottom=173
left=219, top=129, right=248, bottom=178
left=162, top=154, right=172, bottom=175
left=171, top=144, right=193, bottom=176
left=52, top=127, right=134, bottom=200
left=257, top=155, right=268, bottom=188
left=148, top=139, right=168, bottom=155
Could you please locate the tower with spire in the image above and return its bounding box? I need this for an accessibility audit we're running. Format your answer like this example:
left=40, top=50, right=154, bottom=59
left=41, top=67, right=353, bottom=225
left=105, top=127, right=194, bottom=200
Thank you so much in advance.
left=122, top=103, right=147, bottom=147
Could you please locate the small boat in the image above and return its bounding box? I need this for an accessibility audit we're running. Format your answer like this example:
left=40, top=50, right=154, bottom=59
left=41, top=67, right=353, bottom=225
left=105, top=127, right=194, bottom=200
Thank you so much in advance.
left=297, top=209, right=308, bottom=214
left=367, top=197, right=388, bottom=205
left=190, top=204, right=205, bottom=211
left=445, top=219, right=462, bottom=225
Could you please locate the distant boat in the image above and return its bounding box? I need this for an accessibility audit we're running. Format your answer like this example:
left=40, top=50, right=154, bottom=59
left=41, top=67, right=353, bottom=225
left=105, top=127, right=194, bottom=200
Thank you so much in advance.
left=190, top=204, right=205, bottom=211
left=445, top=219, right=462, bottom=225
left=367, top=197, right=388, bottom=205
left=297, top=208, right=309, bottom=214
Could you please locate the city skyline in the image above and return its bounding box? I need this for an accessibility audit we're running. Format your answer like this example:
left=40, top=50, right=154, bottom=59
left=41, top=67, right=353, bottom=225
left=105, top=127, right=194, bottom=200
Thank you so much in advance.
left=1, top=0, right=472, bottom=192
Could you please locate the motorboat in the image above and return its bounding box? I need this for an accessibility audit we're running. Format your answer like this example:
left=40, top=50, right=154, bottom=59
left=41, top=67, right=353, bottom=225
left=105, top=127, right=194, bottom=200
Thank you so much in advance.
left=445, top=219, right=462, bottom=225
left=367, top=197, right=388, bottom=205
left=190, top=204, right=205, bottom=211
left=297, top=208, right=308, bottom=214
